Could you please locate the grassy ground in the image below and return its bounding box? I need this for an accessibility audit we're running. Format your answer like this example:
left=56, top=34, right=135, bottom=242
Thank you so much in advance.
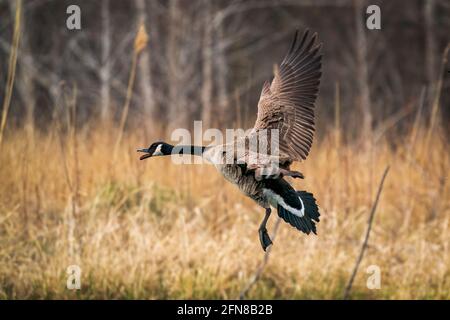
left=0, top=124, right=448, bottom=299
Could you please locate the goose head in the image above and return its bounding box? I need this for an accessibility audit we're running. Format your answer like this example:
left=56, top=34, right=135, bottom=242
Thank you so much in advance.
left=137, top=142, right=174, bottom=160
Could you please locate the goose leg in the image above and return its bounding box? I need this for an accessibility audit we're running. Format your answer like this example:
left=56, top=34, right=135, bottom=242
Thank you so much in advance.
left=254, top=166, right=280, bottom=181
left=259, top=208, right=273, bottom=251
left=279, top=169, right=304, bottom=179
left=253, top=165, right=304, bottom=181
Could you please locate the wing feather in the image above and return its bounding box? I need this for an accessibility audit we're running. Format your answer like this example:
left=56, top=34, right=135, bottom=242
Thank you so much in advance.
left=253, top=29, right=322, bottom=161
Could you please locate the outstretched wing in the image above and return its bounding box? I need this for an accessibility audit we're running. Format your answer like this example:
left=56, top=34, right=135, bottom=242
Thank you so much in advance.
left=253, top=29, right=322, bottom=161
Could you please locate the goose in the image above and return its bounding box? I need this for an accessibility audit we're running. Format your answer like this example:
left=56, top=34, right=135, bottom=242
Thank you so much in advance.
left=138, top=29, right=322, bottom=251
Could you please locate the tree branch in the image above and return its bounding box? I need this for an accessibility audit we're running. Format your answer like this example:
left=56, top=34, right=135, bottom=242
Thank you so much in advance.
left=239, top=216, right=282, bottom=300
left=343, top=165, right=390, bottom=299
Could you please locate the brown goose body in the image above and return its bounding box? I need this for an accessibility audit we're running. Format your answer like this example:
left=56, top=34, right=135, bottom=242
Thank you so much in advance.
left=202, top=141, right=292, bottom=208
left=219, top=163, right=268, bottom=207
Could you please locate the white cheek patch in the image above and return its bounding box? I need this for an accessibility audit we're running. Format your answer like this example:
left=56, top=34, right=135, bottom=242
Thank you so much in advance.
left=152, top=144, right=163, bottom=156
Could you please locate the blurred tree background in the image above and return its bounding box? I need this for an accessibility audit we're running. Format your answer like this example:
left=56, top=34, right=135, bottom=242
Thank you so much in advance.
left=0, top=0, right=449, bottom=140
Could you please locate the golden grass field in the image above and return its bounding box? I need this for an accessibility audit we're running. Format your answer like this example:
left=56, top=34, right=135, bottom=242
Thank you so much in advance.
left=0, top=122, right=448, bottom=299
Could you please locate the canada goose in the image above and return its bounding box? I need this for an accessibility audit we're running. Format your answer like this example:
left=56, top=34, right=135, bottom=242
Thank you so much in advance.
left=138, top=30, right=322, bottom=251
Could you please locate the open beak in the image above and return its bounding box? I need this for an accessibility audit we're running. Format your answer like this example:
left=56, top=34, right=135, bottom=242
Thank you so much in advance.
left=137, top=148, right=152, bottom=160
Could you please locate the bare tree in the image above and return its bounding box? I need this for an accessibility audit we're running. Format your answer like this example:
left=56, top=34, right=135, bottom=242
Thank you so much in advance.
left=201, top=0, right=213, bottom=128
left=100, top=0, right=112, bottom=121
left=354, top=0, right=372, bottom=139
left=166, top=0, right=202, bottom=132
left=215, top=16, right=229, bottom=128
left=15, top=1, right=35, bottom=135
left=167, top=0, right=182, bottom=131
left=424, top=0, right=436, bottom=86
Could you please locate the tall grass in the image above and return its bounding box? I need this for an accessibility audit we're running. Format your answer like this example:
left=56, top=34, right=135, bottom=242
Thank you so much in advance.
left=0, top=121, right=448, bottom=299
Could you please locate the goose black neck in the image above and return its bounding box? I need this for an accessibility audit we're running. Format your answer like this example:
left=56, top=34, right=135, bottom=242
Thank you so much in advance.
left=171, top=145, right=207, bottom=156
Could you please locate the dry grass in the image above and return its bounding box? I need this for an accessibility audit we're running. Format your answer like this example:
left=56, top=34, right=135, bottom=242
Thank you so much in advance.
left=0, top=121, right=448, bottom=300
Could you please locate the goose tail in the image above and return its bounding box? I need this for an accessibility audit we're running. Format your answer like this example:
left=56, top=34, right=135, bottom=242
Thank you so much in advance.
left=277, top=190, right=320, bottom=235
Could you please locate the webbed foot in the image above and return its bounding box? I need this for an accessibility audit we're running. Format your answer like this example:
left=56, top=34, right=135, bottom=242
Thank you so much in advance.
left=258, top=208, right=273, bottom=251
left=258, top=227, right=273, bottom=251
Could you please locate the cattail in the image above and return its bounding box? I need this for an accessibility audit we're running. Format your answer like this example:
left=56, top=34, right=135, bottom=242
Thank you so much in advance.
left=114, top=22, right=149, bottom=161
left=134, top=23, right=148, bottom=55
